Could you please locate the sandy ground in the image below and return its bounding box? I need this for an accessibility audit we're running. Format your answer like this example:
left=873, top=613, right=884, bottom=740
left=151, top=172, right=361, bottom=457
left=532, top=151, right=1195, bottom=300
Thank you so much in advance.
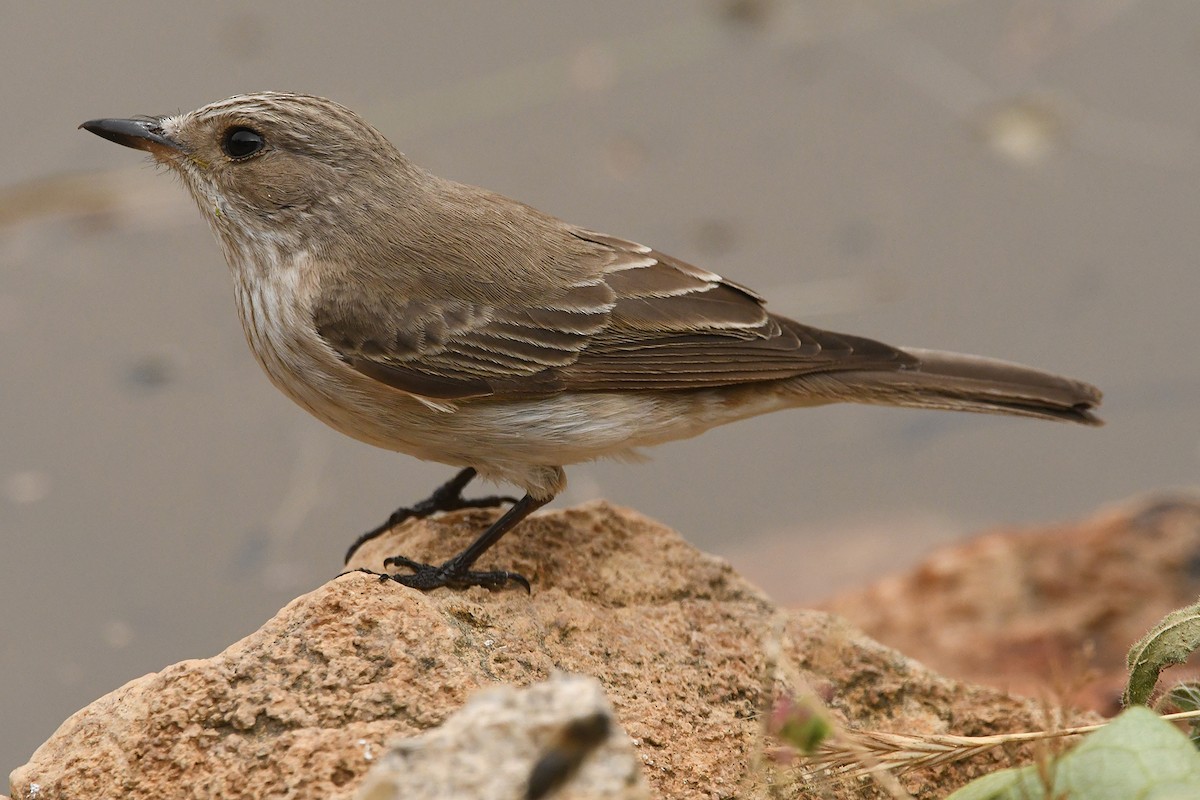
left=2, top=0, right=1198, bottom=777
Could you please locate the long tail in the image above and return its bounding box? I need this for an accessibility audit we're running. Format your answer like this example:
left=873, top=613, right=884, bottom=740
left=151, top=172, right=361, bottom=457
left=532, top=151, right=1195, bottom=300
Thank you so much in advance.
left=800, top=347, right=1103, bottom=426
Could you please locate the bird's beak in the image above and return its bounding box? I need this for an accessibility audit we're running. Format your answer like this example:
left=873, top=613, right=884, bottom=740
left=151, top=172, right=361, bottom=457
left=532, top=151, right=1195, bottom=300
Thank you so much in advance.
left=79, top=118, right=182, bottom=156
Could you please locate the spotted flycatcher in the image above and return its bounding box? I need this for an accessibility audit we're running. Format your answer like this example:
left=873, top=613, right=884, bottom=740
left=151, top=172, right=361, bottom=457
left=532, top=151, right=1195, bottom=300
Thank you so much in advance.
left=81, top=92, right=1101, bottom=591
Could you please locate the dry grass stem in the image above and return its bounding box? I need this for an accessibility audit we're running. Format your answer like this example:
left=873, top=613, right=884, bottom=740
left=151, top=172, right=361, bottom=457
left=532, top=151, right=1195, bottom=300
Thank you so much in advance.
left=800, top=709, right=1200, bottom=782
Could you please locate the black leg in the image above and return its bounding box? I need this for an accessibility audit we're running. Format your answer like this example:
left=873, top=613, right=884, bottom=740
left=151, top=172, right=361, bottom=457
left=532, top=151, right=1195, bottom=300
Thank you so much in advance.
left=380, top=493, right=549, bottom=591
left=343, top=467, right=518, bottom=564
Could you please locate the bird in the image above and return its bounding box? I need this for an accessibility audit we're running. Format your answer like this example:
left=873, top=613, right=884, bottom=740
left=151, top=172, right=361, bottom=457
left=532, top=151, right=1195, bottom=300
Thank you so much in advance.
left=80, top=92, right=1102, bottom=591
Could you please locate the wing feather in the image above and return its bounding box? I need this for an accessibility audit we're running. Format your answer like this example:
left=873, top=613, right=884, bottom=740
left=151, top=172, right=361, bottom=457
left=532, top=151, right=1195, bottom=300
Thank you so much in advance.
left=313, top=227, right=913, bottom=401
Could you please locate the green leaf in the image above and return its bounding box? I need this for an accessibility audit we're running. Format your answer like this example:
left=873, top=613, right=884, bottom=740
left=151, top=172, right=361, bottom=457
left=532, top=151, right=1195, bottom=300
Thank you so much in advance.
left=1161, top=684, right=1200, bottom=748
left=1125, top=599, right=1200, bottom=707
left=942, top=767, right=1026, bottom=800
left=946, top=707, right=1200, bottom=800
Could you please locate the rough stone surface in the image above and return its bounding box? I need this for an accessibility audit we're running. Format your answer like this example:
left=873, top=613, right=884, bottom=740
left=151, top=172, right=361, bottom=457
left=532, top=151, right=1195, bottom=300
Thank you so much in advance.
left=10, top=501, right=1093, bottom=799
left=356, top=674, right=647, bottom=800
left=823, top=494, right=1200, bottom=714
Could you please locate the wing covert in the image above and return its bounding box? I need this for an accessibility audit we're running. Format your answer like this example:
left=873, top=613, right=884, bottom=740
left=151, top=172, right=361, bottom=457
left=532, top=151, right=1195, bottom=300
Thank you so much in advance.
left=314, top=229, right=913, bottom=402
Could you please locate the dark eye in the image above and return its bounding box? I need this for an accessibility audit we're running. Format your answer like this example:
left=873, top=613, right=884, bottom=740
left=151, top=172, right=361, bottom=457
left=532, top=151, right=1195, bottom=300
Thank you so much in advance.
left=222, top=127, right=265, bottom=159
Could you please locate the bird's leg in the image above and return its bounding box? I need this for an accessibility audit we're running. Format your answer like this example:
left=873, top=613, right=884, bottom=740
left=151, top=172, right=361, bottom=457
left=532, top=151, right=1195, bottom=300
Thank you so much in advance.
left=342, top=467, right=518, bottom=564
left=381, top=493, right=549, bottom=591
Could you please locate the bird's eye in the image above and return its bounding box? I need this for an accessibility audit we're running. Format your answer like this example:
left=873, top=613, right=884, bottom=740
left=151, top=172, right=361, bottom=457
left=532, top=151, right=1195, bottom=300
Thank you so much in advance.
left=222, top=127, right=265, bottom=160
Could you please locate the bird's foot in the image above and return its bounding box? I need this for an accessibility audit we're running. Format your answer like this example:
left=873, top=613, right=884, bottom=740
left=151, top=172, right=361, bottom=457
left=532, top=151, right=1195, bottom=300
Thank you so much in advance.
left=343, top=467, right=518, bottom=564
left=380, top=554, right=531, bottom=593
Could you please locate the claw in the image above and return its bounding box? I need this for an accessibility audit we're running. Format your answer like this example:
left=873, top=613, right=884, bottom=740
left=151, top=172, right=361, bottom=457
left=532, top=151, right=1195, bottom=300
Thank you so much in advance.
left=335, top=566, right=396, bottom=584
left=382, top=556, right=531, bottom=592
left=355, top=491, right=546, bottom=592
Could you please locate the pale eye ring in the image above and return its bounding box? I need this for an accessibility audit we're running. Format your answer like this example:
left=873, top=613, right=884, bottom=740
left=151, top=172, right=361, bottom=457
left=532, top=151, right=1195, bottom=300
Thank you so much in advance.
left=222, top=127, right=265, bottom=160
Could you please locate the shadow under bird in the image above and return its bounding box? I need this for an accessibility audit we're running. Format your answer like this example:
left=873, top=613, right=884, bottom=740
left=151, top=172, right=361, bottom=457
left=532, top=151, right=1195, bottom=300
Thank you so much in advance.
left=81, top=92, right=1102, bottom=591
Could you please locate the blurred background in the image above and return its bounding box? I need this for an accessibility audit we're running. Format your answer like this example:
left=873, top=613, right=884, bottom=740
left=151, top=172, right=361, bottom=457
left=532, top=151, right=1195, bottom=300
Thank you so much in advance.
left=2, top=0, right=1198, bottom=776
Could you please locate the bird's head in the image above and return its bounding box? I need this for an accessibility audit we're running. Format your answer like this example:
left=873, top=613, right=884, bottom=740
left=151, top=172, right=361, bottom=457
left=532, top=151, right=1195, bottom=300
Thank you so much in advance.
left=81, top=92, right=413, bottom=261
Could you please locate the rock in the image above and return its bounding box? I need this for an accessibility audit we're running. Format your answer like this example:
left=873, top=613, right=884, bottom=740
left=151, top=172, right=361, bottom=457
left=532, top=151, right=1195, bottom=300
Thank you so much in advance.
left=356, top=674, right=647, bottom=800
left=822, top=494, right=1200, bottom=714
left=9, top=501, right=1094, bottom=799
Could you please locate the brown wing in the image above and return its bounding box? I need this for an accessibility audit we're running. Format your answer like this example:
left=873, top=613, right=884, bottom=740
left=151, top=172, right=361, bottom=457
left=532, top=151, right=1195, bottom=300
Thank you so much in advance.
left=313, top=228, right=914, bottom=401
left=561, top=231, right=914, bottom=389
left=313, top=276, right=613, bottom=400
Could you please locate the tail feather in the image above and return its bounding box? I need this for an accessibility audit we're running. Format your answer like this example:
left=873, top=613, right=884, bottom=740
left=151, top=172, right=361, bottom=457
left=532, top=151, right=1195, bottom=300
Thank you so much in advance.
left=810, top=347, right=1103, bottom=426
